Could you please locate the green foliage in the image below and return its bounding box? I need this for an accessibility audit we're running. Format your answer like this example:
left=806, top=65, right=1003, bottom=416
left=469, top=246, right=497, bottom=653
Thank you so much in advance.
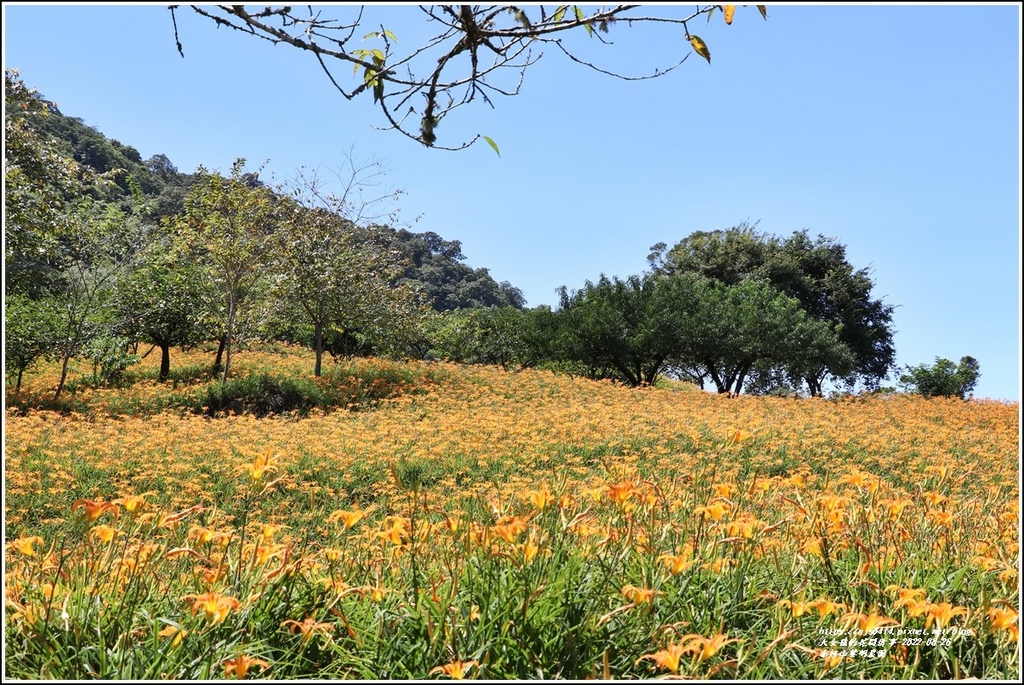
left=173, top=160, right=283, bottom=383
left=4, top=292, right=62, bottom=391
left=651, top=223, right=896, bottom=395
left=81, top=333, right=140, bottom=386
left=271, top=202, right=424, bottom=376
left=900, top=356, right=981, bottom=399
left=425, top=307, right=527, bottom=368
left=112, top=247, right=219, bottom=381
left=194, top=365, right=434, bottom=418
left=376, top=229, right=527, bottom=311
left=557, top=273, right=693, bottom=387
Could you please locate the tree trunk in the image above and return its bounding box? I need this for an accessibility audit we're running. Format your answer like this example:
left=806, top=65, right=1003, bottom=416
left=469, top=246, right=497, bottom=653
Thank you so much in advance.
left=314, top=322, right=324, bottom=377
left=222, top=293, right=236, bottom=384
left=212, top=335, right=226, bottom=376
left=53, top=351, right=72, bottom=401
left=16, top=368, right=24, bottom=392
left=159, top=343, right=171, bottom=382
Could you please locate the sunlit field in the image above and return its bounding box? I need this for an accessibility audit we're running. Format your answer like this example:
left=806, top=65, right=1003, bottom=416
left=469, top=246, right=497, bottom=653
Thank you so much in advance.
left=4, top=344, right=1020, bottom=679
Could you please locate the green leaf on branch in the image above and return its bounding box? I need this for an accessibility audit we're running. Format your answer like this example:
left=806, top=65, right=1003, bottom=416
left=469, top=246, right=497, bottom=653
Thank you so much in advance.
left=689, top=34, right=711, bottom=63
left=482, top=136, right=501, bottom=157
left=574, top=6, right=593, bottom=36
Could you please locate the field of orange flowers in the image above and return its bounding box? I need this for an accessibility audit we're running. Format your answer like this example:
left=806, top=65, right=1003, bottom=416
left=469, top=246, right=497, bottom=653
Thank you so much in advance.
left=4, top=344, right=1020, bottom=679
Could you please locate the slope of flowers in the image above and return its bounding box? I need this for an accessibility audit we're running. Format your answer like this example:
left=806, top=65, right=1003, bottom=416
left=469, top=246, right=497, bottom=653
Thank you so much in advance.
left=4, top=345, right=1020, bottom=679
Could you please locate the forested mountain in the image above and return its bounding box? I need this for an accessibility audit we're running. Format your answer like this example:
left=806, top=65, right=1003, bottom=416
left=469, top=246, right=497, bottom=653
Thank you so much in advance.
left=8, top=79, right=526, bottom=313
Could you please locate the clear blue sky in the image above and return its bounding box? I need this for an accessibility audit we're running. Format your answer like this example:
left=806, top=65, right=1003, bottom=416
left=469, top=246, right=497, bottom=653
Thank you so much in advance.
left=3, top=3, right=1021, bottom=401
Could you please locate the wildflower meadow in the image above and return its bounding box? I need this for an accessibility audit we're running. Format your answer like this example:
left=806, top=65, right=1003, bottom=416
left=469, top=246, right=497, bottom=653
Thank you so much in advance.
left=4, top=344, right=1020, bottom=679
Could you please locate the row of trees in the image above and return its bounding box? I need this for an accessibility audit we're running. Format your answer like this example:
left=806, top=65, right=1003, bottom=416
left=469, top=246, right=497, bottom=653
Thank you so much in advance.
left=5, top=69, right=532, bottom=397
left=5, top=68, right=977, bottom=400
left=425, top=223, right=899, bottom=397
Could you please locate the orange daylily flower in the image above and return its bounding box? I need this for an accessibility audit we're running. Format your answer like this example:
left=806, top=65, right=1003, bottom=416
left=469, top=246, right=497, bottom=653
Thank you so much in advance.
left=658, top=551, right=694, bottom=575
left=158, top=625, right=188, bottom=647
left=9, top=535, right=44, bottom=558
left=695, top=502, right=729, bottom=522
left=983, top=606, right=1015, bottom=634
left=430, top=659, right=478, bottom=679
left=281, top=616, right=335, bottom=642
left=778, top=599, right=814, bottom=618
left=223, top=655, right=270, bottom=679
left=114, top=491, right=156, bottom=514
left=89, top=524, right=119, bottom=544
left=924, top=602, right=969, bottom=630
left=726, top=428, right=752, bottom=445
left=841, top=611, right=899, bottom=633
left=525, top=485, right=554, bottom=511
left=678, top=632, right=739, bottom=663
left=186, top=592, right=241, bottom=625
left=328, top=507, right=371, bottom=530
left=241, top=452, right=279, bottom=482
left=621, top=584, right=660, bottom=605
left=810, top=598, right=845, bottom=618
left=636, top=642, right=687, bottom=674
left=72, top=498, right=118, bottom=522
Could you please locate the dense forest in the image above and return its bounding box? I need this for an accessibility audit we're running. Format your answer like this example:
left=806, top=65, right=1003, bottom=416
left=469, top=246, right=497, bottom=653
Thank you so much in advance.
left=6, top=68, right=905, bottom=401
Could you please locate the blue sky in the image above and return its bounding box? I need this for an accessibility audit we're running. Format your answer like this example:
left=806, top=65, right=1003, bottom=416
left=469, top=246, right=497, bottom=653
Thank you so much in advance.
left=3, top=3, right=1021, bottom=401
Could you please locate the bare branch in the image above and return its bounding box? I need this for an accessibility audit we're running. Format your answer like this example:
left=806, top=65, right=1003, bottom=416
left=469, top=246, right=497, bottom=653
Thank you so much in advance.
left=176, top=4, right=753, bottom=149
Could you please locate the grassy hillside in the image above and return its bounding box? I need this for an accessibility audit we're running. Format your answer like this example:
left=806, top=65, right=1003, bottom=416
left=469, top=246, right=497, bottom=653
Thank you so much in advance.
left=4, top=345, right=1020, bottom=679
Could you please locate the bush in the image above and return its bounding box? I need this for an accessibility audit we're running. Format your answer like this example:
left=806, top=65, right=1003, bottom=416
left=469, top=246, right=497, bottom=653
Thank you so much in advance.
left=196, top=374, right=328, bottom=417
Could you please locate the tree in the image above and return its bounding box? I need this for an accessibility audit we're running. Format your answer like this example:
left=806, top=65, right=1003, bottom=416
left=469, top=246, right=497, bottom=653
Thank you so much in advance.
left=4, top=293, right=61, bottom=392
left=650, top=223, right=895, bottom=395
left=4, top=69, right=103, bottom=297
left=47, top=202, right=144, bottom=399
left=426, top=307, right=527, bottom=369
left=677, top=277, right=853, bottom=395
left=900, top=356, right=980, bottom=399
left=174, top=5, right=766, bottom=149
left=557, top=273, right=698, bottom=387
left=112, top=244, right=217, bottom=382
left=173, top=160, right=282, bottom=383
left=274, top=203, right=423, bottom=376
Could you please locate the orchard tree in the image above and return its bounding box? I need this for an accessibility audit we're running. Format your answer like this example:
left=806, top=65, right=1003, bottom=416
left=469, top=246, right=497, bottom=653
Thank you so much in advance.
left=678, top=277, right=853, bottom=395
left=4, top=293, right=61, bottom=391
left=47, top=202, right=145, bottom=399
left=274, top=203, right=423, bottom=376
left=650, top=223, right=895, bottom=395
left=112, top=244, right=217, bottom=382
left=557, top=273, right=701, bottom=387
left=173, top=5, right=766, bottom=149
left=900, top=356, right=980, bottom=399
left=174, top=160, right=282, bottom=383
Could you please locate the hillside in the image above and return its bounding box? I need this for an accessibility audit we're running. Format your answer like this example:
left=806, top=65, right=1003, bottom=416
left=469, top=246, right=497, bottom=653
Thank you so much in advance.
left=6, top=73, right=525, bottom=311
left=4, top=344, right=1020, bottom=679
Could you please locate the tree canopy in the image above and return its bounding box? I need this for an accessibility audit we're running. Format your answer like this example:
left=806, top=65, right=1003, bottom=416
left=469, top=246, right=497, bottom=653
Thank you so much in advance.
left=649, top=223, right=896, bottom=395
left=900, top=356, right=981, bottom=400
left=173, top=4, right=767, bottom=150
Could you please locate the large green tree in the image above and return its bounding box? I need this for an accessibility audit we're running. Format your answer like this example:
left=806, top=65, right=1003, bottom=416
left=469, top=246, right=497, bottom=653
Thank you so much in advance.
left=675, top=277, right=853, bottom=395
left=173, top=160, right=282, bottom=383
left=649, top=223, right=896, bottom=395
left=556, top=273, right=701, bottom=387
left=112, top=243, right=217, bottom=382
